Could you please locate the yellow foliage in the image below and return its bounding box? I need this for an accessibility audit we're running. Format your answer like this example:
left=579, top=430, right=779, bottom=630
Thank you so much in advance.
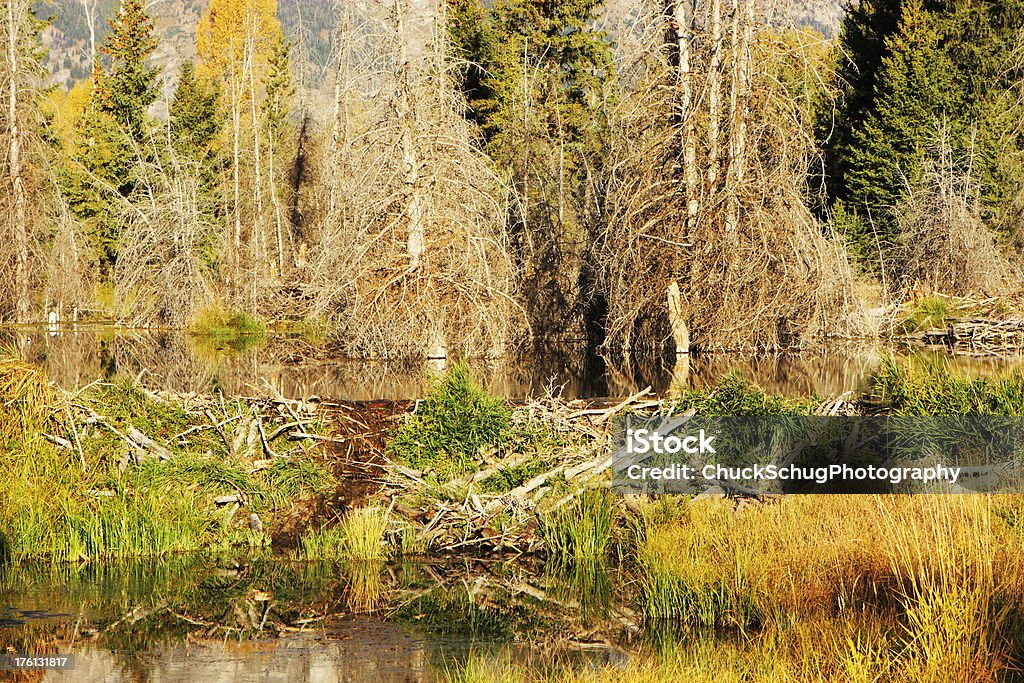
left=196, top=0, right=282, bottom=80
left=41, top=80, right=92, bottom=150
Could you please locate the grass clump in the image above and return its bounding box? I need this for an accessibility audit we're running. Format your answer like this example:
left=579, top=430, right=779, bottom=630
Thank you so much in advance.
left=899, top=295, right=954, bottom=333
left=300, top=507, right=390, bottom=561
left=390, top=363, right=512, bottom=478
left=870, top=357, right=1024, bottom=415
left=674, top=373, right=817, bottom=415
left=0, top=352, right=57, bottom=443
left=189, top=305, right=267, bottom=351
left=541, top=489, right=614, bottom=566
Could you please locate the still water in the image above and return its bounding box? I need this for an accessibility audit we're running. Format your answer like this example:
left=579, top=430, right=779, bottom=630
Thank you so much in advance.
left=4, top=325, right=1021, bottom=400
left=0, top=556, right=629, bottom=682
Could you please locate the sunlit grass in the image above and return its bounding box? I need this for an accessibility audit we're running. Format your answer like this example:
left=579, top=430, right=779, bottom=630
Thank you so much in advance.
left=299, top=507, right=390, bottom=562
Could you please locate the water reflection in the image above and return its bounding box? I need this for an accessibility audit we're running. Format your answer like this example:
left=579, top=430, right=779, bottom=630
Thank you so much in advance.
left=3, top=326, right=1023, bottom=400
left=0, top=556, right=629, bottom=683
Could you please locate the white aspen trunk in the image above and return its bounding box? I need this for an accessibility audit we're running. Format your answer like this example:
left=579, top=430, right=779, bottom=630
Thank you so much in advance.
left=394, top=0, right=424, bottom=271
left=735, top=0, right=754, bottom=186
left=725, top=0, right=741, bottom=234
left=675, top=0, right=698, bottom=230
left=83, top=0, right=97, bottom=65
left=244, top=24, right=265, bottom=276
left=231, top=65, right=243, bottom=267
left=328, top=1, right=352, bottom=215
left=7, top=0, right=29, bottom=323
left=269, top=132, right=285, bottom=277
left=708, top=0, right=723, bottom=189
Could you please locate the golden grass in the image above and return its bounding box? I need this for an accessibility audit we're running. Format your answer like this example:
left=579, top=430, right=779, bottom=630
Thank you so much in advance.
left=299, top=507, right=391, bottom=562
left=450, top=495, right=1024, bottom=683
left=0, top=352, right=57, bottom=442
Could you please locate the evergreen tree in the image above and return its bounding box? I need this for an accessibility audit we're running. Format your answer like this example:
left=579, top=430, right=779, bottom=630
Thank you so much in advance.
left=100, top=0, right=160, bottom=142
left=450, top=0, right=615, bottom=331
left=843, top=0, right=957, bottom=252
left=60, top=63, right=134, bottom=274
left=261, top=34, right=293, bottom=146
left=170, top=60, right=221, bottom=159
left=824, top=0, right=1024, bottom=264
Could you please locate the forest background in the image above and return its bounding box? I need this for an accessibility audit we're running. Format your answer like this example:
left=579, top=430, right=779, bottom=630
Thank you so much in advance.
left=2, top=0, right=1023, bottom=363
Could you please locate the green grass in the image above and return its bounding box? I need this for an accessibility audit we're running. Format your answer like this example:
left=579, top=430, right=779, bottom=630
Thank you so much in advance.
left=390, top=363, right=512, bottom=478
left=869, top=356, right=1024, bottom=415
left=188, top=305, right=267, bottom=351
left=900, top=295, right=954, bottom=333
left=540, top=489, right=614, bottom=567
left=299, top=507, right=390, bottom=562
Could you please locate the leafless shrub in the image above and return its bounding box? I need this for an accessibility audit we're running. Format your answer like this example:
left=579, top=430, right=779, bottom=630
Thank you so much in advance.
left=303, top=1, right=522, bottom=358
left=597, top=4, right=869, bottom=359
left=114, top=147, right=216, bottom=328
left=890, top=148, right=1018, bottom=299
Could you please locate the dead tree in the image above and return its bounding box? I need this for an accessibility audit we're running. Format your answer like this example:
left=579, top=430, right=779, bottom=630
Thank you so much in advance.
left=3, top=0, right=31, bottom=322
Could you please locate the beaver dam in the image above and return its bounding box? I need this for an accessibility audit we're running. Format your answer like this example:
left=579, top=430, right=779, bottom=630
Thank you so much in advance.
left=4, top=354, right=1024, bottom=682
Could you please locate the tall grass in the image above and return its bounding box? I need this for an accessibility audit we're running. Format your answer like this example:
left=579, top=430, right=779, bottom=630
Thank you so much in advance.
left=541, top=489, right=614, bottom=566
left=188, top=305, right=267, bottom=351
left=870, top=356, right=1024, bottom=415
left=299, top=507, right=390, bottom=562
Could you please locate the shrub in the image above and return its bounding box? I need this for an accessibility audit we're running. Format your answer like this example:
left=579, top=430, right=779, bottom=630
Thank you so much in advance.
left=674, top=373, right=817, bottom=416
left=390, top=363, right=512, bottom=477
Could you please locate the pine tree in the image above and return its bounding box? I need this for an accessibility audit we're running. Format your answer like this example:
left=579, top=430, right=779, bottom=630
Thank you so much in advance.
left=453, top=0, right=615, bottom=332
left=843, top=0, right=958, bottom=252
left=825, top=0, right=1024, bottom=263
left=100, top=0, right=160, bottom=142
left=170, top=60, right=221, bottom=159
left=59, top=64, right=134, bottom=275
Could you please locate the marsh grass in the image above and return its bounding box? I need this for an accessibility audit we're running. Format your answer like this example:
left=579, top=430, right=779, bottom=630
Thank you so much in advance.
left=899, top=295, right=956, bottom=332
left=0, top=351, right=57, bottom=443
left=870, top=356, right=1024, bottom=415
left=390, top=363, right=512, bottom=478
left=540, top=489, right=614, bottom=566
left=188, top=305, right=267, bottom=351
left=299, top=507, right=390, bottom=562
left=447, top=495, right=1024, bottom=683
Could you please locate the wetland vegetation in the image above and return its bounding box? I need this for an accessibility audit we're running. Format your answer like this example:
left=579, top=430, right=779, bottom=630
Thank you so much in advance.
left=2, top=353, right=1024, bottom=681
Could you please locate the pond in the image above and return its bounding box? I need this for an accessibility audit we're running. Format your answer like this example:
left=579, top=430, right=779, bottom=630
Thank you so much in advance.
left=4, top=325, right=1022, bottom=401
left=0, top=555, right=630, bottom=682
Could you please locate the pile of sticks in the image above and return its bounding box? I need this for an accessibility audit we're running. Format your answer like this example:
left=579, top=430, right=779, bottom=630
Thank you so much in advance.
left=382, top=389, right=660, bottom=554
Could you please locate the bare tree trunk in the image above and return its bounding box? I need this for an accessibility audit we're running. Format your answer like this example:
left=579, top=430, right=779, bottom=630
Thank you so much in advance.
left=394, top=0, right=424, bottom=271
left=707, top=0, right=723, bottom=189
left=244, top=21, right=265, bottom=279
left=675, top=0, right=698, bottom=230
left=6, top=0, right=29, bottom=323
left=231, top=72, right=242, bottom=263
left=328, top=2, right=347, bottom=215
left=666, top=280, right=690, bottom=353
left=735, top=0, right=754, bottom=186
left=724, top=0, right=741, bottom=234
left=80, top=0, right=97, bottom=66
